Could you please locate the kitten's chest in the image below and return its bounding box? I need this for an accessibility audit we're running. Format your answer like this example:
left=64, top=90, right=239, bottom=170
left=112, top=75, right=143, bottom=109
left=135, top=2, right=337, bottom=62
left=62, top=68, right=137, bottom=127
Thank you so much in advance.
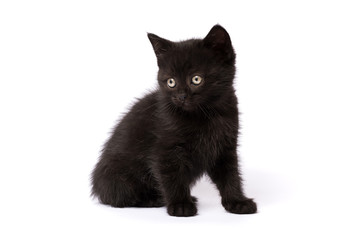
left=183, top=118, right=237, bottom=161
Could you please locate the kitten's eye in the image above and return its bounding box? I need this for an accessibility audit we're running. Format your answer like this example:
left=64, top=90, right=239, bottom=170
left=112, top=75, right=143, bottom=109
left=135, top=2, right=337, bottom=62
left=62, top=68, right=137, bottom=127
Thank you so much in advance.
left=191, top=76, right=203, bottom=85
left=167, top=78, right=176, bottom=88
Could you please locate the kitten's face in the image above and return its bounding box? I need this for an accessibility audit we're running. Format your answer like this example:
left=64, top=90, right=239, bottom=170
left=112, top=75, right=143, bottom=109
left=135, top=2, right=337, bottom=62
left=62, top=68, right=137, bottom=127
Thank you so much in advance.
left=148, top=25, right=236, bottom=113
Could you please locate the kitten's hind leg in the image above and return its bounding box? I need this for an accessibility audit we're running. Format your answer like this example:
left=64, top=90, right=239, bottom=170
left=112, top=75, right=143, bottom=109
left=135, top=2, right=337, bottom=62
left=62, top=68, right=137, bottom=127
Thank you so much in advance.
left=91, top=161, right=141, bottom=207
left=133, top=188, right=165, bottom=208
left=91, top=173, right=136, bottom=207
left=92, top=162, right=166, bottom=208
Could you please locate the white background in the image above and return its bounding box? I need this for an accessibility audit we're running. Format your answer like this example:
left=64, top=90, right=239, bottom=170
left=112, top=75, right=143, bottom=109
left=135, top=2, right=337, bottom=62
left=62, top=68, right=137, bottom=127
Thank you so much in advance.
left=1, top=0, right=359, bottom=239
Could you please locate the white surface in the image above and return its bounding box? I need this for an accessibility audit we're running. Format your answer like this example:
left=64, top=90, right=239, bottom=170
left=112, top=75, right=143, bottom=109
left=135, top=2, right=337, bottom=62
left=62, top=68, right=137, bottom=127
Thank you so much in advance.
left=1, top=0, right=359, bottom=239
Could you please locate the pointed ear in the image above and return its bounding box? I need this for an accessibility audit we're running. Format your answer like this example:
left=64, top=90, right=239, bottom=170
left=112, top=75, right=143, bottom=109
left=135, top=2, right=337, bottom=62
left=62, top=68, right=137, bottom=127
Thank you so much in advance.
left=147, top=33, right=173, bottom=57
left=203, top=25, right=233, bottom=53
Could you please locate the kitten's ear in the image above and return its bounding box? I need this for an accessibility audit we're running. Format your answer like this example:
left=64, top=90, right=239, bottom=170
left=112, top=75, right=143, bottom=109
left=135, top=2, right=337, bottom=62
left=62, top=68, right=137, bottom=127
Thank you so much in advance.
left=148, top=33, right=173, bottom=57
left=203, top=25, right=234, bottom=59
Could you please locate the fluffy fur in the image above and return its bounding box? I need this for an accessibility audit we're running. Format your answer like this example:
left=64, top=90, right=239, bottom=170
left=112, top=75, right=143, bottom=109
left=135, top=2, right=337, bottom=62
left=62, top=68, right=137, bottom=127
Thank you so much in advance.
left=91, top=25, right=257, bottom=217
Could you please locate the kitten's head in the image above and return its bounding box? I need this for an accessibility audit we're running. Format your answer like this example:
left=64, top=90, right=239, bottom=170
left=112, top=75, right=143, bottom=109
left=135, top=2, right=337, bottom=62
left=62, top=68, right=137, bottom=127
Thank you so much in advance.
left=148, top=25, right=236, bottom=113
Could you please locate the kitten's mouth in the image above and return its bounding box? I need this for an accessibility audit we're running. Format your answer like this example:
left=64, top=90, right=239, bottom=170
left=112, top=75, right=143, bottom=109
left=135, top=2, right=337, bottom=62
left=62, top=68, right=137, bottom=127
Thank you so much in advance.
left=180, top=102, right=194, bottom=111
left=173, top=100, right=195, bottom=112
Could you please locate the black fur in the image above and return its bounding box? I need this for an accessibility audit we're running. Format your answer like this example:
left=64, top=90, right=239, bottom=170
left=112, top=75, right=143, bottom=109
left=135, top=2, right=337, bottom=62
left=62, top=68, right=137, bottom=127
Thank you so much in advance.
left=91, top=25, right=257, bottom=217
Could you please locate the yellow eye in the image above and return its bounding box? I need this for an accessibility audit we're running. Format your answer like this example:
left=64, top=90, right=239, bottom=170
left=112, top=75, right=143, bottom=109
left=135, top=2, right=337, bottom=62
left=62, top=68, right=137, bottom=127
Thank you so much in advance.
left=191, top=76, right=202, bottom=85
left=167, top=78, right=176, bottom=88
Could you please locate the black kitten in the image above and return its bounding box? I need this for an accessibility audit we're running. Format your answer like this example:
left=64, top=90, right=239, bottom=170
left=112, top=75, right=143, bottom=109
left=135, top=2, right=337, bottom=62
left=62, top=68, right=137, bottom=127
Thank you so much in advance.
left=91, top=25, right=257, bottom=217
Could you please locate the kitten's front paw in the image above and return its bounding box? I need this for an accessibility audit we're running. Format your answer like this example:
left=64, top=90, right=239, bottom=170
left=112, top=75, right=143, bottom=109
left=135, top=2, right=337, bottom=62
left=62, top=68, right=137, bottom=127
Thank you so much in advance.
left=223, top=198, right=257, bottom=214
left=167, top=201, right=197, bottom=217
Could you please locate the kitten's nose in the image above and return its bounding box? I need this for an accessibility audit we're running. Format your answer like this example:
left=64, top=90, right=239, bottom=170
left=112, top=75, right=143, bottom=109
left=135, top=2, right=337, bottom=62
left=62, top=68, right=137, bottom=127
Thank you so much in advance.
left=177, top=94, right=187, bottom=102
